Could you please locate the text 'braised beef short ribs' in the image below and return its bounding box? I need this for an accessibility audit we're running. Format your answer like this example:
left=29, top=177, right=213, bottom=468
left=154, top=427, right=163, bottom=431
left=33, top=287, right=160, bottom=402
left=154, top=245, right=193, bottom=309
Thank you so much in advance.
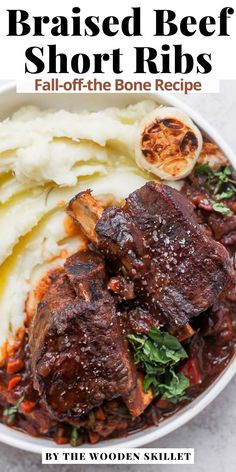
left=29, top=251, right=152, bottom=424
left=68, top=182, right=233, bottom=328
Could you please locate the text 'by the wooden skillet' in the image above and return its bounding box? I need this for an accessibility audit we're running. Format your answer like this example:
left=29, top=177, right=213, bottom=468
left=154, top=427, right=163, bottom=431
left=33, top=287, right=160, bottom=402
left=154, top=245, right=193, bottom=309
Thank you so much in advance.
left=42, top=448, right=194, bottom=465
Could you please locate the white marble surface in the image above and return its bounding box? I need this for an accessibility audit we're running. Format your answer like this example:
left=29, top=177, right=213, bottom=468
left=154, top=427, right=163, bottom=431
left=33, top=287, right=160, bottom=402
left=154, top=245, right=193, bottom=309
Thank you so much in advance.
left=0, top=81, right=235, bottom=471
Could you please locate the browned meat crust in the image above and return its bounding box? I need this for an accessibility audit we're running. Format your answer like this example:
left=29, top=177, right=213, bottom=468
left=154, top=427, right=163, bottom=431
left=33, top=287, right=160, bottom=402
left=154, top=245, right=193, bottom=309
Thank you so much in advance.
left=95, top=182, right=233, bottom=327
left=29, top=251, right=152, bottom=423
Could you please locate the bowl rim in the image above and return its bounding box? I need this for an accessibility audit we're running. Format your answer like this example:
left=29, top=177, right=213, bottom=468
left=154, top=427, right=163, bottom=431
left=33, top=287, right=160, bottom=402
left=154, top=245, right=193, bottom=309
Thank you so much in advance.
left=0, top=82, right=235, bottom=454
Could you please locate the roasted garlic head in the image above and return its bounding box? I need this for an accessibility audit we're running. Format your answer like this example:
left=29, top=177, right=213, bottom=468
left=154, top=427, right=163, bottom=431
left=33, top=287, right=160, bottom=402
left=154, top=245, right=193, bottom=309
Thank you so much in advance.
left=135, top=107, right=203, bottom=180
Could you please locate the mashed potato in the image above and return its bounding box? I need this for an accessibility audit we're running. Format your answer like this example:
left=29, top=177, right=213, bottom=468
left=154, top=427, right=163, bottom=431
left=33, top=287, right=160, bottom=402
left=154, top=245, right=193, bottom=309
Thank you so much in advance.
left=0, top=100, right=183, bottom=355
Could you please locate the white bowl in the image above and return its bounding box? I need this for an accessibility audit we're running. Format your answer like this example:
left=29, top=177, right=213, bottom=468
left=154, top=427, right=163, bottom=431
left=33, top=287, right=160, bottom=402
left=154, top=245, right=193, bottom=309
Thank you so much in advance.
left=0, top=84, right=235, bottom=454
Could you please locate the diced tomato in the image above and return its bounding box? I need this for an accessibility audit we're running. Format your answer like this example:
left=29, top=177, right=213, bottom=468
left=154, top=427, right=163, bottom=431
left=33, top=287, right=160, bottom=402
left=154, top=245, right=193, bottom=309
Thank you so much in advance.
left=20, top=400, right=37, bottom=414
left=6, top=359, right=24, bottom=374
left=179, top=357, right=202, bottom=386
left=7, top=376, right=21, bottom=391
left=192, top=195, right=212, bottom=212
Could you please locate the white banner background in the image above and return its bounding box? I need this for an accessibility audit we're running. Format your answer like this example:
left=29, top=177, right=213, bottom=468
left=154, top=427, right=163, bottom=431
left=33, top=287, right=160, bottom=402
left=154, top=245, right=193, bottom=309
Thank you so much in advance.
left=0, top=0, right=235, bottom=92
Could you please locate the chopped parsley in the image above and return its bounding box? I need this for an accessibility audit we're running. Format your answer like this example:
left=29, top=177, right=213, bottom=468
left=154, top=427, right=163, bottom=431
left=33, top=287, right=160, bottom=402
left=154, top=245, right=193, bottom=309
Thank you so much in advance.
left=213, top=166, right=234, bottom=194
left=195, top=162, right=213, bottom=175
left=156, top=372, right=189, bottom=404
left=195, top=163, right=235, bottom=215
left=3, top=396, right=24, bottom=424
left=70, top=427, right=79, bottom=447
left=128, top=327, right=189, bottom=404
left=211, top=201, right=233, bottom=216
left=195, top=162, right=236, bottom=200
left=216, top=189, right=235, bottom=201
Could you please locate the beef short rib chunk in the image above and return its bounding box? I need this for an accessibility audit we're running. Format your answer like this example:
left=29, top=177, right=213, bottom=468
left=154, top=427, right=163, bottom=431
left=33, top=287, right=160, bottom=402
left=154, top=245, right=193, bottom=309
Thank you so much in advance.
left=29, top=251, right=151, bottom=423
left=95, top=182, right=233, bottom=327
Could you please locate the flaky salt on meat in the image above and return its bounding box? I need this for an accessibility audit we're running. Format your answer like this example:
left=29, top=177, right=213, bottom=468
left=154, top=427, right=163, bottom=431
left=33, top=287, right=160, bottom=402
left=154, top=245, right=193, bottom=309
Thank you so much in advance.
left=29, top=251, right=152, bottom=423
left=96, top=182, right=233, bottom=327
left=68, top=182, right=233, bottom=328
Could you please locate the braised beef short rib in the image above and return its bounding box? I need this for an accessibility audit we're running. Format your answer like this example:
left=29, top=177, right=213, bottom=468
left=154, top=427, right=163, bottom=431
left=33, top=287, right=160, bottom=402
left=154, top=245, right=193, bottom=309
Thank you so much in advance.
left=96, top=182, right=232, bottom=327
left=30, top=251, right=152, bottom=423
left=68, top=182, right=232, bottom=328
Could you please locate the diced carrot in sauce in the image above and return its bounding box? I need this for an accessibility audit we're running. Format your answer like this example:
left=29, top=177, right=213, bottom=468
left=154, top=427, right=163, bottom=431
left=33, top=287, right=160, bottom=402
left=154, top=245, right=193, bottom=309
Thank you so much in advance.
left=55, top=436, right=69, bottom=445
left=7, top=376, right=21, bottom=391
left=55, top=428, right=69, bottom=445
left=20, top=400, right=37, bottom=414
left=95, top=407, right=106, bottom=421
left=89, top=431, right=100, bottom=444
left=155, top=398, right=171, bottom=409
left=179, top=357, right=202, bottom=386
left=7, top=359, right=24, bottom=374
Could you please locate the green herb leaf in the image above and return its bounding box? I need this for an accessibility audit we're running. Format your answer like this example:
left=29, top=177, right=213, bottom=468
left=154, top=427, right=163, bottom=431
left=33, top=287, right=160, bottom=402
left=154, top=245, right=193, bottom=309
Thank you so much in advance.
left=70, top=427, right=79, bottom=447
left=211, top=201, right=233, bottom=216
left=195, top=162, right=213, bottom=175
left=3, top=395, right=24, bottom=424
left=143, top=375, right=158, bottom=393
left=157, top=372, right=190, bottom=404
left=213, top=166, right=232, bottom=194
left=148, top=327, right=184, bottom=351
left=195, top=162, right=236, bottom=202
left=128, top=328, right=187, bottom=370
left=216, top=189, right=234, bottom=201
left=128, top=328, right=189, bottom=404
